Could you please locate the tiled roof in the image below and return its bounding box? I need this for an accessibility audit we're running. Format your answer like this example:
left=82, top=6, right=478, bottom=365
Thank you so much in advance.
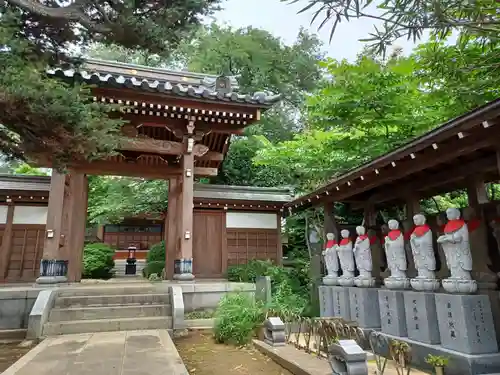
left=0, top=175, right=50, bottom=192
left=194, top=184, right=293, bottom=203
left=47, top=59, right=281, bottom=106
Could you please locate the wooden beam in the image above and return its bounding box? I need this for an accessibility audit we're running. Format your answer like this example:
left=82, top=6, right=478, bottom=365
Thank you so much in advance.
left=119, top=136, right=209, bottom=157
left=197, top=151, right=224, bottom=162
left=71, top=161, right=218, bottom=178
left=352, top=155, right=497, bottom=208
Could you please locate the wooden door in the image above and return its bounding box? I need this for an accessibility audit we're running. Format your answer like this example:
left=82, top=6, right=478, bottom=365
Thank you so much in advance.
left=193, top=210, right=224, bottom=278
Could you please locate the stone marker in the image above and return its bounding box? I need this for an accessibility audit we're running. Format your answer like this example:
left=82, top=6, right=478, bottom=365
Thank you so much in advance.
left=435, top=293, right=498, bottom=354
left=263, top=317, right=286, bottom=347
left=331, top=286, right=351, bottom=321
left=403, top=291, right=440, bottom=344
left=329, top=339, right=368, bottom=375
left=256, top=276, right=272, bottom=305
left=349, top=287, right=380, bottom=329
left=319, top=286, right=334, bottom=317
left=378, top=289, right=407, bottom=337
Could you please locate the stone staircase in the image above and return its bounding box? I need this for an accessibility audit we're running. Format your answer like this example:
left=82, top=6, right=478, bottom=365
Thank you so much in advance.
left=43, top=286, right=172, bottom=336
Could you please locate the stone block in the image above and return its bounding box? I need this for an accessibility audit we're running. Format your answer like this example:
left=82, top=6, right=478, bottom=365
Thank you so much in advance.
left=169, top=286, right=184, bottom=330
left=319, top=286, right=334, bottom=317
left=256, top=276, right=272, bottom=305
left=349, top=287, right=380, bottom=329
left=331, top=286, right=351, bottom=321
left=27, top=289, right=57, bottom=340
left=329, top=339, right=368, bottom=375
left=373, top=331, right=500, bottom=375
left=378, top=289, right=407, bottom=337
left=263, top=317, right=286, bottom=347
left=403, top=291, right=440, bottom=344
left=435, top=293, right=498, bottom=354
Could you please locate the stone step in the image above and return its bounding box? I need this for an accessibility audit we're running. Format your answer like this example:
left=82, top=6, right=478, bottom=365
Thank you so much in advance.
left=57, top=285, right=160, bottom=297
left=54, top=293, right=170, bottom=308
left=43, top=316, right=172, bottom=336
left=49, top=304, right=171, bottom=322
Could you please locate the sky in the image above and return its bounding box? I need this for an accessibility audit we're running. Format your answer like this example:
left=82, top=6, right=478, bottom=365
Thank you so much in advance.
left=213, top=0, right=421, bottom=61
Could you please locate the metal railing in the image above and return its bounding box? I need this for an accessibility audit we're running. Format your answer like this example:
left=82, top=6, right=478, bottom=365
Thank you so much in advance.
left=282, top=317, right=413, bottom=375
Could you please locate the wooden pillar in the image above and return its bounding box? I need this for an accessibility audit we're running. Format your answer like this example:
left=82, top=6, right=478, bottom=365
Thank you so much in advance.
left=404, top=195, right=420, bottom=278
left=364, top=203, right=384, bottom=280
left=465, top=176, right=497, bottom=288
left=0, top=203, right=15, bottom=281
left=66, top=173, right=88, bottom=282
left=165, top=177, right=180, bottom=280
left=323, top=202, right=339, bottom=239
left=37, top=170, right=69, bottom=284
left=174, top=147, right=195, bottom=280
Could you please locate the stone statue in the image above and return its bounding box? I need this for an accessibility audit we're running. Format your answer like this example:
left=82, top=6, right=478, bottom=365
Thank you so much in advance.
left=437, top=207, right=477, bottom=294
left=337, top=229, right=356, bottom=287
left=463, top=206, right=497, bottom=289
left=353, top=226, right=376, bottom=287
left=323, top=232, right=340, bottom=286
left=409, top=214, right=440, bottom=291
left=383, top=220, right=410, bottom=289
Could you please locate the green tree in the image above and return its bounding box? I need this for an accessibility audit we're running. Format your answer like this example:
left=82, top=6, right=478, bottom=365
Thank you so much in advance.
left=12, top=163, right=50, bottom=176
left=286, top=0, right=499, bottom=56
left=255, top=52, right=443, bottom=191
left=0, top=0, right=221, bottom=166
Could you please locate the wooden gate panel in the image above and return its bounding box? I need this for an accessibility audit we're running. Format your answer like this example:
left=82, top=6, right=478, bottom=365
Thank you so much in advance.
left=6, top=225, right=44, bottom=282
left=226, top=229, right=278, bottom=266
left=193, top=211, right=223, bottom=278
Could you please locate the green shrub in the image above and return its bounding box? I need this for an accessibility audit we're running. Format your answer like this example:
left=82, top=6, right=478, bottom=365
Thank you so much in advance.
left=213, top=292, right=265, bottom=345
left=82, top=243, right=115, bottom=279
left=144, top=260, right=164, bottom=278
left=143, top=241, right=165, bottom=278
left=147, top=241, right=165, bottom=263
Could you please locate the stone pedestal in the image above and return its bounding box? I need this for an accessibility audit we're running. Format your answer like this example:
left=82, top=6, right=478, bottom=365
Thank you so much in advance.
left=349, top=287, right=380, bottom=328
left=319, top=286, right=334, bottom=317
left=435, top=293, right=498, bottom=354
left=331, top=286, right=351, bottom=321
left=403, top=291, right=440, bottom=344
left=378, top=289, right=407, bottom=337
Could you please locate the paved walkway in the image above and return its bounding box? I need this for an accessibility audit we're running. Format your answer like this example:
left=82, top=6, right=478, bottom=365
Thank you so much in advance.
left=2, top=330, right=188, bottom=375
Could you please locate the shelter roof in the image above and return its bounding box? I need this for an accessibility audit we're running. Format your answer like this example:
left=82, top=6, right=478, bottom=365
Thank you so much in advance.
left=47, top=59, right=281, bottom=107
left=286, top=98, right=500, bottom=212
left=194, top=184, right=293, bottom=203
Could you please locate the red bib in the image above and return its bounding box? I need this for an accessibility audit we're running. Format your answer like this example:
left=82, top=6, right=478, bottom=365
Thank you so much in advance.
left=358, top=234, right=368, bottom=241
left=444, top=219, right=465, bottom=233
left=388, top=230, right=401, bottom=241
left=412, top=224, right=430, bottom=237
left=325, top=240, right=337, bottom=249
left=369, top=235, right=378, bottom=245
left=339, top=238, right=351, bottom=245
left=467, top=219, right=481, bottom=233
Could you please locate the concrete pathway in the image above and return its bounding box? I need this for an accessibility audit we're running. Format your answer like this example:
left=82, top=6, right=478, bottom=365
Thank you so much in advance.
left=2, top=330, right=188, bottom=375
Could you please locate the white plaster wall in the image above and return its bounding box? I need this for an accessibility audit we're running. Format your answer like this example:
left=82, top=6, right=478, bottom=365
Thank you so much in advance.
left=226, top=212, right=277, bottom=229
left=0, top=206, right=8, bottom=224
left=13, top=206, right=48, bottom=225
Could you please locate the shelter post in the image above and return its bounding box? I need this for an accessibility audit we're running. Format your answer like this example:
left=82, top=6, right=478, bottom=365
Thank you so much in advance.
left=165, top=177, right=180, bottom=279
left=65, top=172, right=88, bottom=282
left=174, top=134, right=195, bottom=281
left=36, top=170, right=68, bottom=284
left=323, top=202, right=339, bottom=239
left=0, top=202, right=14, bottom=281
left=363, top=203, right=384, bottom=281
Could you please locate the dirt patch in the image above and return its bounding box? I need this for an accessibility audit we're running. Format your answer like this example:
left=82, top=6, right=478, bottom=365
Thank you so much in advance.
left=0, top=342, right=34, bottom=373
left=174, top=330, right=292, bottom=375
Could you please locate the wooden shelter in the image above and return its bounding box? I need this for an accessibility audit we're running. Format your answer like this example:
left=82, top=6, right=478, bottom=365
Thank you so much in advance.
left=286, top=98, right=500, bottom=219
left=0, top=175, right=291, bottom=283
left=10, top=58, right=281, bottom=284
